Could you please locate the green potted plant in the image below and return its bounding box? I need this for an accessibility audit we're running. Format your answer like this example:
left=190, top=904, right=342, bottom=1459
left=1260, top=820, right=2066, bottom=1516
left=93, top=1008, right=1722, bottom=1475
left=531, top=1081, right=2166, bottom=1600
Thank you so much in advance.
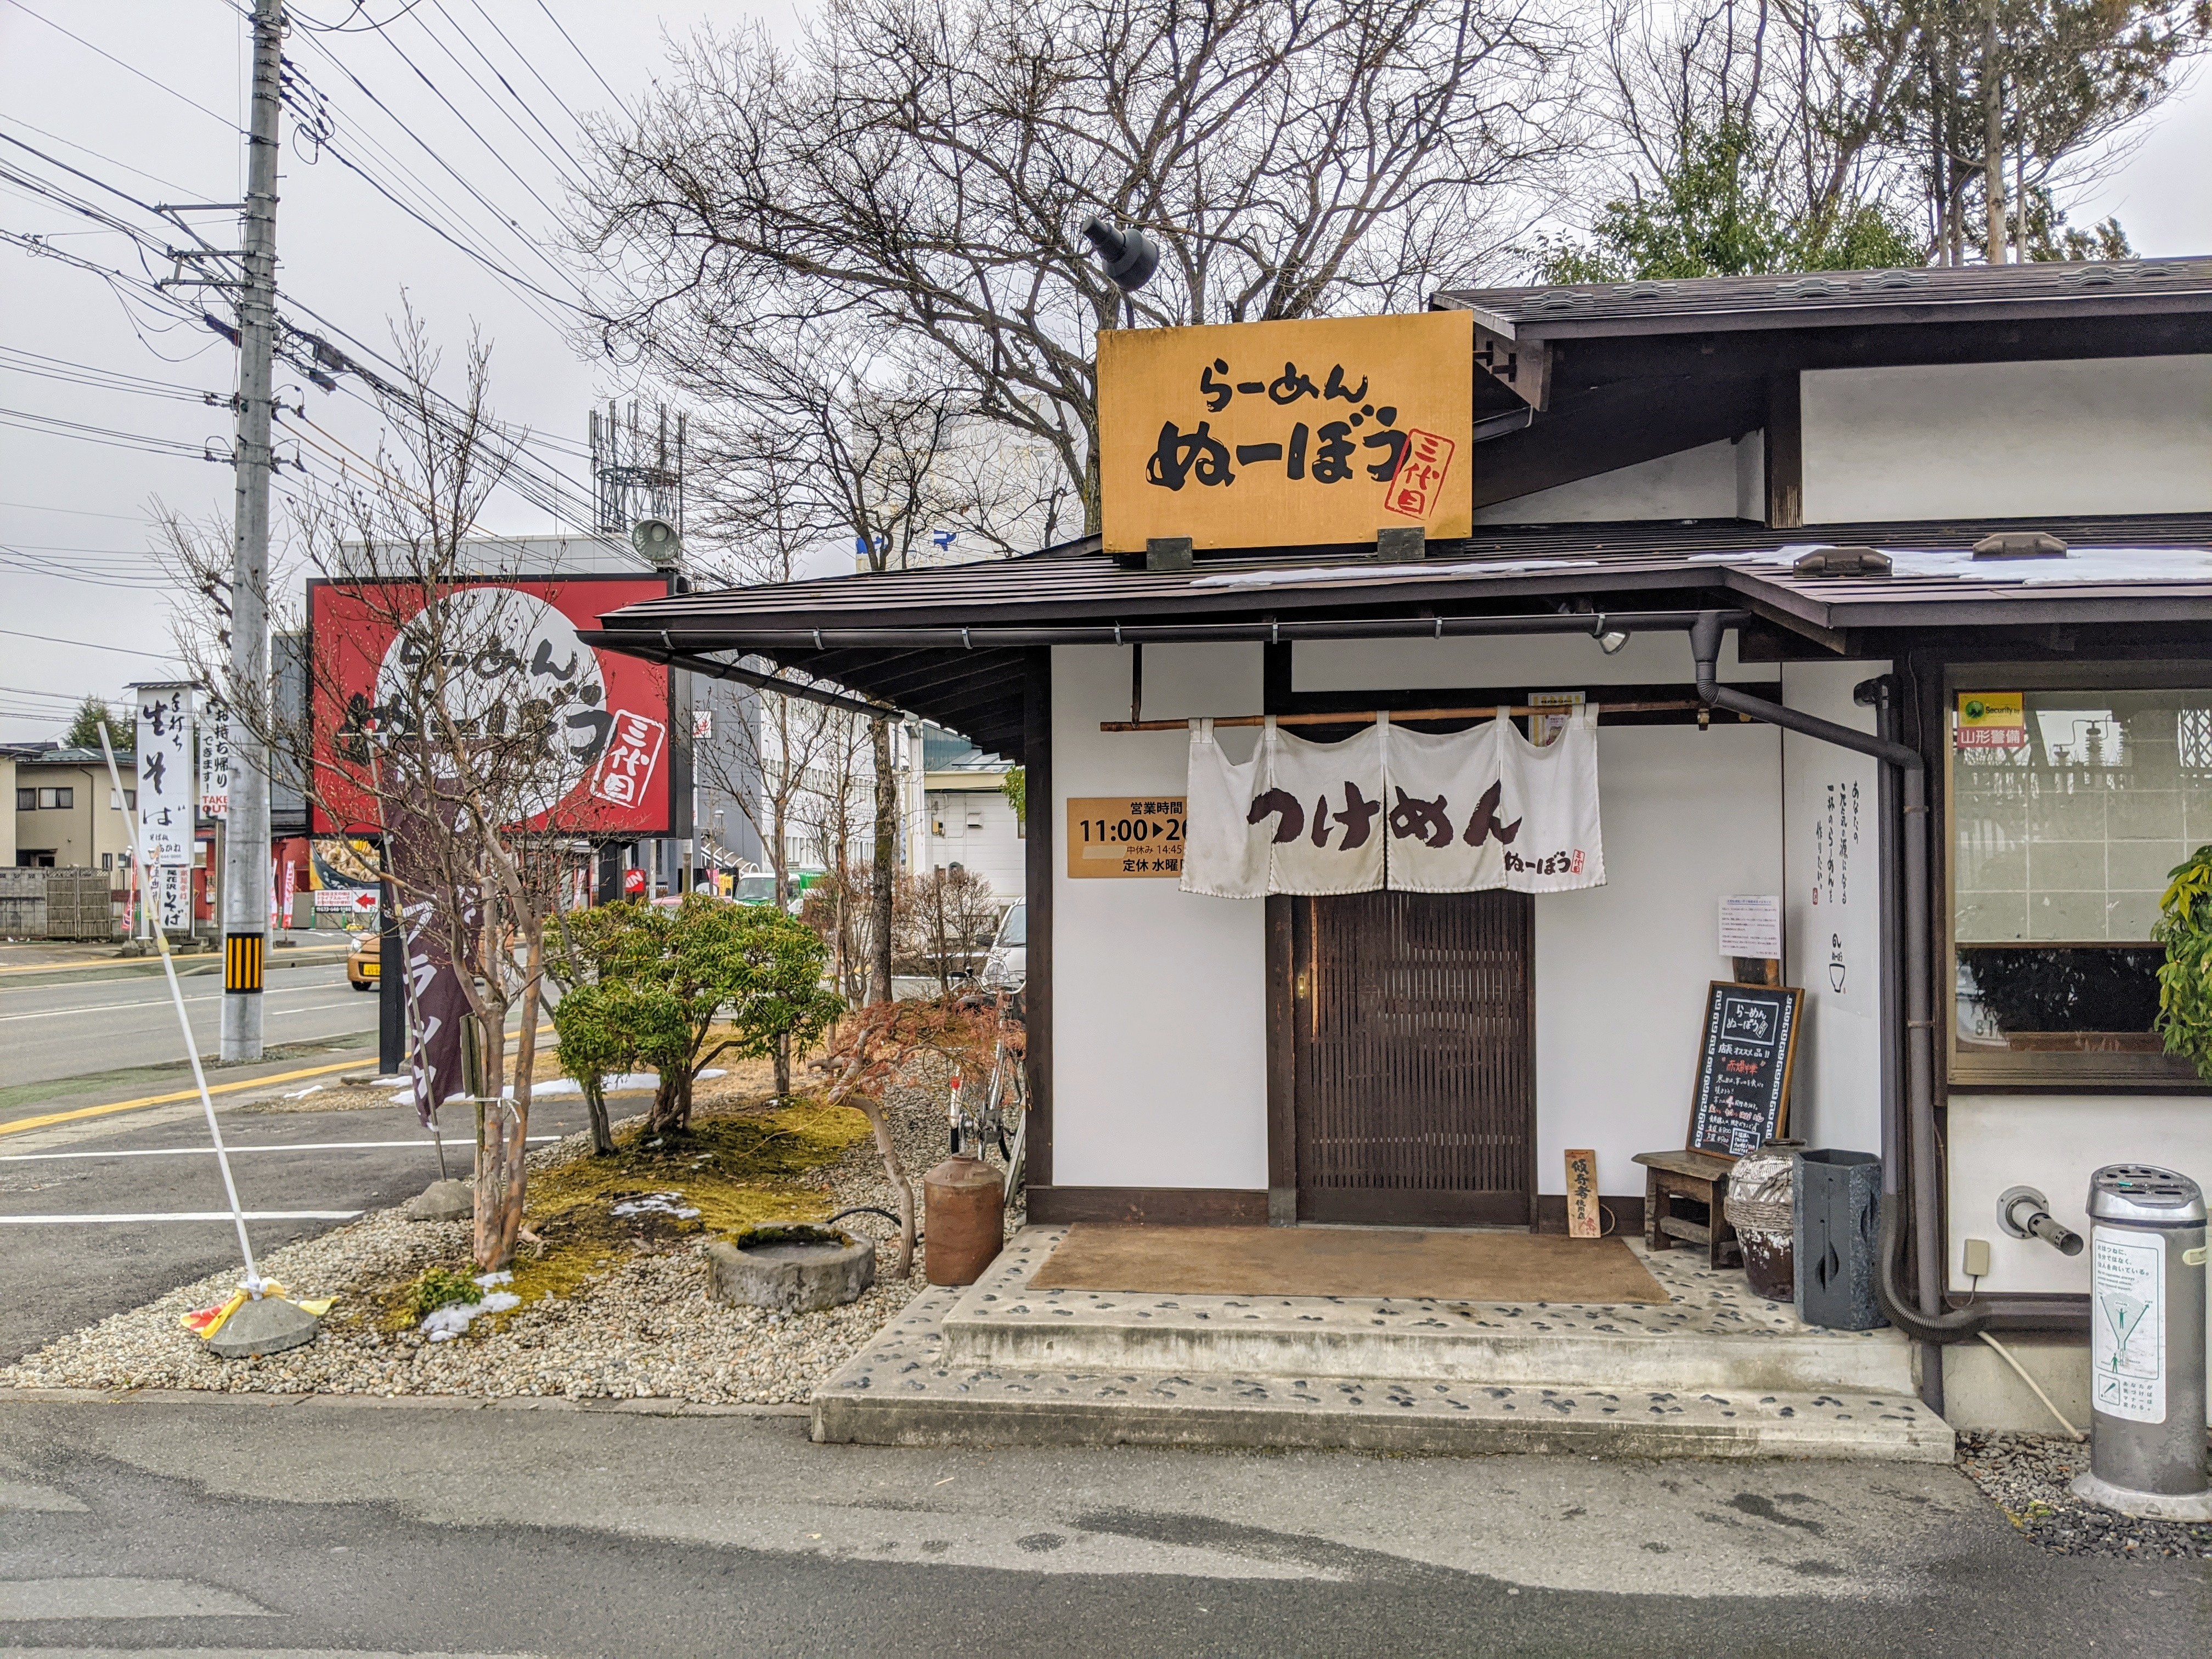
left=2153, top=844, right=2212, bottom=1080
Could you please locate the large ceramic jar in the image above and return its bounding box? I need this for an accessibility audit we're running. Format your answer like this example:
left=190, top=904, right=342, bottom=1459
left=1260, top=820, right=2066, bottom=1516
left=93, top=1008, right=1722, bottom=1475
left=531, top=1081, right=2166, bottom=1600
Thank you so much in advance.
left=1725, top=1138, right=1803, bottom=1302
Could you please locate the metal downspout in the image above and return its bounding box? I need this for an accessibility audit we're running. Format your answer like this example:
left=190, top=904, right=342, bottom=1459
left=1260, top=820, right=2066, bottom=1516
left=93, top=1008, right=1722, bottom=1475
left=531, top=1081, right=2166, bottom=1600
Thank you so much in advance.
left=1688, top=613, right=1987, bottom=1414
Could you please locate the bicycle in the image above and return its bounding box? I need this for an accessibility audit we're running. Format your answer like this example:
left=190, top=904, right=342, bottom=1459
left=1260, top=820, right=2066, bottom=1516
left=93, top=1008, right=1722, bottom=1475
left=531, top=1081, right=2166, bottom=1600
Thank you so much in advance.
left=955, top=986, right=1027, bottom=1214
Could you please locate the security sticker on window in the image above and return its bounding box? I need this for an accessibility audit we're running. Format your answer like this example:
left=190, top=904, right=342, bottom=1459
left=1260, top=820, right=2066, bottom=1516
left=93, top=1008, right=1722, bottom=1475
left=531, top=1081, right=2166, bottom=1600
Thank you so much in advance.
left=2090, top=1227, right=2165, bottom=1424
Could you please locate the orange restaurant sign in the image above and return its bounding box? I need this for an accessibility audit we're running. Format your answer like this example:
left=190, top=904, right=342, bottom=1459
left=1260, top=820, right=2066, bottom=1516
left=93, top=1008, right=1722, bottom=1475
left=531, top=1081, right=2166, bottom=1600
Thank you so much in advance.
left=1097, top=312, right=1475, bottom=554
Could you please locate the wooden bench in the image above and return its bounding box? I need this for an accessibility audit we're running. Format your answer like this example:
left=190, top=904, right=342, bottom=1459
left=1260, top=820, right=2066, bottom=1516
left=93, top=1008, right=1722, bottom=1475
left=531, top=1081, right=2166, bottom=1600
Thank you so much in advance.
left=1632, top=1149, right=1741, bottom=1269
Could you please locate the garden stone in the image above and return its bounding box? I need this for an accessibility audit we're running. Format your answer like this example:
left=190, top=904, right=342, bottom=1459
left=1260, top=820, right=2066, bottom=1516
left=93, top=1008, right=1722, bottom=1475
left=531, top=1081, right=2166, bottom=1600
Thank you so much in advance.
left=205, top=1294, right=319, bottom=1358
left=707, top=1224, right=874, bottom=1314
left=405, top=1179, right=473, bottom=1222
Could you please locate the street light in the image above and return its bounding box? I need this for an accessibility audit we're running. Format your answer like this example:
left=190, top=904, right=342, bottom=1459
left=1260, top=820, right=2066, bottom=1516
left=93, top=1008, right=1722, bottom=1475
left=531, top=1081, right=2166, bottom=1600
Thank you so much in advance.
left=1081, top=216, right=1158, bottom=326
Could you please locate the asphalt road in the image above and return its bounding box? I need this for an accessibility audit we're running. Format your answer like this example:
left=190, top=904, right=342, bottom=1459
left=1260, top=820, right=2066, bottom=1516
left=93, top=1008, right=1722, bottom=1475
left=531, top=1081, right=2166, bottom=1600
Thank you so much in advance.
left=0, top=958, right=375, bottom=1090
left=1, top=1086, right=601, bottom=1364
left=0, top=1397, right=2204, bottom=1658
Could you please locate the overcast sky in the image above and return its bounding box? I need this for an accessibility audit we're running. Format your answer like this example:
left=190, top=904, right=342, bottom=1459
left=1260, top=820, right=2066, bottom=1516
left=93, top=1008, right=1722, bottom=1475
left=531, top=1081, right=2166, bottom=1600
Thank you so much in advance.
left=2, top=0, right=2209, bottom=744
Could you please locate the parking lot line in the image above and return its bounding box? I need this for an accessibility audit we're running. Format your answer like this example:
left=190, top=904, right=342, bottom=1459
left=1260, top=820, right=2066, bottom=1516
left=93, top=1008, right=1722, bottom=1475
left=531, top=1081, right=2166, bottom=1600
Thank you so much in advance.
left=0, top=1210, right=364, bottom=1224
left=0, top=1136, right=561, bottom=1162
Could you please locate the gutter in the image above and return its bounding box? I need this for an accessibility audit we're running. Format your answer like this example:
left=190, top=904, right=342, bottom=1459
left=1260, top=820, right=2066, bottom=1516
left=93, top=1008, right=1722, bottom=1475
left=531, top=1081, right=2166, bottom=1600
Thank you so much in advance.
left=1689, top=612, right=1988, bottom=1414
left=582, top=608, right=1751, bottom=656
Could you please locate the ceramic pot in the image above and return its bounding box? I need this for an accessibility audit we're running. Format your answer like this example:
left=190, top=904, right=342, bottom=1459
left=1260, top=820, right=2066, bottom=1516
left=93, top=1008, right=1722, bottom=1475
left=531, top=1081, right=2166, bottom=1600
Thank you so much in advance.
left=1725, top=1138, right=1804, bottom=1302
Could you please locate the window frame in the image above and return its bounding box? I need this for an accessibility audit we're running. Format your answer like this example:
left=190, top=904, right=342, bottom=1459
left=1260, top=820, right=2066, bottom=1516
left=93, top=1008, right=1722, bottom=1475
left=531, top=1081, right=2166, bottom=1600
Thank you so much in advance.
left=1942, top=657, right=2211, bottom=1092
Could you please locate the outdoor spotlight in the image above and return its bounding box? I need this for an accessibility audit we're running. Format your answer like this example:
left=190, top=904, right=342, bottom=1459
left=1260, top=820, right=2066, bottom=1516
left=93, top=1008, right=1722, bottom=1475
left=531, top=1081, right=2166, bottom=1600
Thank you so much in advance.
left=1081, top=215, right=1160, bottom=292
left=631, top=516, right=681, bottom=569
left=1589, top=613, right=1630, bottom=654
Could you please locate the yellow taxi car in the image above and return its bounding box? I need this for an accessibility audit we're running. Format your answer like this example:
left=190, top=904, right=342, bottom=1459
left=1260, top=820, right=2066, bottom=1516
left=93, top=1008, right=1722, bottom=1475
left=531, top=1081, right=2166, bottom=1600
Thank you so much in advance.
left=345, top=928, right=383, bottom=992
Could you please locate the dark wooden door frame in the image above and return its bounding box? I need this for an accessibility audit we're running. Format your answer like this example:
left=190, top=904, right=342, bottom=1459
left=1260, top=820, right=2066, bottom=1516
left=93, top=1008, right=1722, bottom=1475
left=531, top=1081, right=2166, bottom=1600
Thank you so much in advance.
left=1270, top=890, right=1538, bottom=1228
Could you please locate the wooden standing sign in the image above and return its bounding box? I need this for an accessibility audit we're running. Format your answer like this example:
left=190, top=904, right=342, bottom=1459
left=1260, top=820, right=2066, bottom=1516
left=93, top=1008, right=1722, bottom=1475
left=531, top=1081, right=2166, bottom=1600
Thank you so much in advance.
left=1562, top=1149, right=1601, bottom=1238
left=1687, top=982, right=1803, bottom=1160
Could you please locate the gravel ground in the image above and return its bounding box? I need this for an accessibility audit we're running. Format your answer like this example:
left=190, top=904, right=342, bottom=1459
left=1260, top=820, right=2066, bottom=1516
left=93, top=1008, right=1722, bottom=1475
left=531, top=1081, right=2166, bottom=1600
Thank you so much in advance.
left=0, top=1064, right=1020, bottom=1406
left=1956, top=1432, right=2212, bottom=1561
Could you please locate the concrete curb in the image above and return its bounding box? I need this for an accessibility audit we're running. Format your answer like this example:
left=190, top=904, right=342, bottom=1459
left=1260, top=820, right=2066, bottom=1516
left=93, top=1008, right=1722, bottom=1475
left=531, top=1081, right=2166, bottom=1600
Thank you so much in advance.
left=0, top=1385, right=808, bottom=1418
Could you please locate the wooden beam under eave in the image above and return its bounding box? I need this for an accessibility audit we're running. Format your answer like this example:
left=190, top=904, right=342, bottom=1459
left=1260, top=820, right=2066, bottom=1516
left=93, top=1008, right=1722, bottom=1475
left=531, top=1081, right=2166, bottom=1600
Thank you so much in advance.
left=1472, top=320, right=1550, bottom=410
left=1764, top=371, right=1804, bottom=529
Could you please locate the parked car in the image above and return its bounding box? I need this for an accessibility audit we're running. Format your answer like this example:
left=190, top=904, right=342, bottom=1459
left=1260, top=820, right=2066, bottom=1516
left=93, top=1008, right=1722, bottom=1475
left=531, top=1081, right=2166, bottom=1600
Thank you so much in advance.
left=732, top=867, right=828, bottom=913
left=980, top=899, right=1026, bottom=991
left=345, top=928, right=382, bottom=992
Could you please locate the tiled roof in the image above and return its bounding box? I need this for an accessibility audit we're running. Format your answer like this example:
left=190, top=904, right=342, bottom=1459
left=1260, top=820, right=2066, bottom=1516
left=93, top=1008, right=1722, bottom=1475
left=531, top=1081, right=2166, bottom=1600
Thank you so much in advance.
left=1435, top=257, right=2212, bottom=337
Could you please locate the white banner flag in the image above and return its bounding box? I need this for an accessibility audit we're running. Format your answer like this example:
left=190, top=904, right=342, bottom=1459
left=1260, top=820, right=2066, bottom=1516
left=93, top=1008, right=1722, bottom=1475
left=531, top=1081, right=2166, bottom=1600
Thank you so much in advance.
left=133, top=684, right=195, bottom=868
left=199, top=702, right=232, bottom=819
left=1180, top=708, right=1604, bottom=898
left=156, top=864, right=193, bottom=932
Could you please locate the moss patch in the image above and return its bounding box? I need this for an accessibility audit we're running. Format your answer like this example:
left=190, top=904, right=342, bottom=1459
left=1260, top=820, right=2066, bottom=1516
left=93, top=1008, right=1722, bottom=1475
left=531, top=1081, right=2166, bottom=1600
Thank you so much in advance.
left=499, top=1096, right=871, bottom=1312
left=348, top=1094, right=874, bottom=1335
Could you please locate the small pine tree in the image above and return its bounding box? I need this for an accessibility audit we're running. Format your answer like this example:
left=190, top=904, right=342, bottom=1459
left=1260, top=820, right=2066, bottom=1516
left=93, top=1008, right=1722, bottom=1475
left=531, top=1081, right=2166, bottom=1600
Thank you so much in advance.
left=63, top=696, right=127, bottom=752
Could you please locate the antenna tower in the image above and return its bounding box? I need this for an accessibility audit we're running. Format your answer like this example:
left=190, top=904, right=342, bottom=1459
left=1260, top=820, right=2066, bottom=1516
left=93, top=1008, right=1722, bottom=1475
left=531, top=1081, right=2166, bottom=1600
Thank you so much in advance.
left=589, top=400, right=685, bottom=534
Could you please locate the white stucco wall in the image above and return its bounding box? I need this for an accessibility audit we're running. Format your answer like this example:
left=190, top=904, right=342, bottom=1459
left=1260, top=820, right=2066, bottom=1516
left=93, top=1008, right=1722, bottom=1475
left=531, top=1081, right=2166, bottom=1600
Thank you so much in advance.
left=1474, top=436, right=1763, bottom=524
left=1780, top=660, right=1889, bottom=1156
left=1946, top=1094, right=2212, bottom=1294
left=1532, top=720, right=1782, bottom=1198
left=1800, top=355, right=2212, bottom=523
left=1303, top=636, right=1790, bottom=1201
left=1293, top=628, right=1777, bottom=695
left=1948, top=1092, right=2212, bottom=1428
left=1050, top=642, right=1270, bottom=1191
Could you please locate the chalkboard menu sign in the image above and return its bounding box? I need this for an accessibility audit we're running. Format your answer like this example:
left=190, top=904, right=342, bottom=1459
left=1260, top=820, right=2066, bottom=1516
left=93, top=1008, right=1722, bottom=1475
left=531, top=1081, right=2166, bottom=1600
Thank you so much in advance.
left=1688, top=982, right=1803, bottom=1160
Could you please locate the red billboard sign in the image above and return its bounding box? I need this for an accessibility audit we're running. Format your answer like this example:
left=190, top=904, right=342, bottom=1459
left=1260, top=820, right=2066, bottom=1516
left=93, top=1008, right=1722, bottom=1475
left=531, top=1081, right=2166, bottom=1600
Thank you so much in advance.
left=307, top=574, right=675, bottom=836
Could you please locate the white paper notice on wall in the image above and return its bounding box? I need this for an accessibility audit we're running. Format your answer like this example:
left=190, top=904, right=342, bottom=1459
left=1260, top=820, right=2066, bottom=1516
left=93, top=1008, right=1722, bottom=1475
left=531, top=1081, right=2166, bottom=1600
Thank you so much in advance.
left=1718, top=894, right=1782, bottom=960
left=2090, top=1227, right=2165, bottom=1424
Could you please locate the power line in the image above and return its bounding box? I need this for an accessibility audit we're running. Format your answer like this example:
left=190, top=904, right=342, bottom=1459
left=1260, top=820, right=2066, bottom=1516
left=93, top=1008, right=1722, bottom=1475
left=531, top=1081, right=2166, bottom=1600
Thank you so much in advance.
left=0, top=406, right=225, bottom=460
left=0, top=112, right=211, bottom=201
left=294, top=1, right=433, bottom=32
left=533, top=0, right=636, bottom=126
left=0, top=499, right=165, bottom=522
left=0, top=627, right=180, bottom=661
left=0, top=0, right=241, bottom=131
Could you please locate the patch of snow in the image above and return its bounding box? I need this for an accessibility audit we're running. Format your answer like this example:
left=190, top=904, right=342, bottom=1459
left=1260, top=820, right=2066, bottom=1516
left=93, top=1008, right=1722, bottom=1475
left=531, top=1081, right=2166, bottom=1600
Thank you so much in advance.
left=474, top=1271, right=512, bottom=1288
left=610, top=1191, right=702, bottom=1220
left=1690, top=544, right=2212, bottom=585
left=420, top=1289, right=520, bottom=1341
left=1189, top=558, right=1600, bottom=590
left=370, top=1076, right=412, bottom=1089
left=531, top=1068, right=727, bottom=1098
left=279, top=1084, right=325, bottom=1101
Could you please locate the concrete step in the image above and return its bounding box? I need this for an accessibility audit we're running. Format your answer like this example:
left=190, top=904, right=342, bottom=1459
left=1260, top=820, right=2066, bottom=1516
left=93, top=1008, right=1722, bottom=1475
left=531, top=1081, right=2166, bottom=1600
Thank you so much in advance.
left=937, top=1229, right=1921, bottom=1397
left=811, top=1288, right=1954, bottom=1464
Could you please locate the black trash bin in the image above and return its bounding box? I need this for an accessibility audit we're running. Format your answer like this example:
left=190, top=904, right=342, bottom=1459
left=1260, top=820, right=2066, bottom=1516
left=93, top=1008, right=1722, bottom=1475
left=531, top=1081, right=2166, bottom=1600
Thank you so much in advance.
left=1795, top=1149, right=1886, bottom=1331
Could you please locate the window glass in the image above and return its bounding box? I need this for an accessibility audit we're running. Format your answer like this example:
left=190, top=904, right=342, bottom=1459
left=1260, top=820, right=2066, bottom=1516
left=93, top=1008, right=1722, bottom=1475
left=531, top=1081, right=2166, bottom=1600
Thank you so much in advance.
left=1952, top=687, right=2210, bottom=1054
left=996, top=900, right=1026, bottom=947
left=53, top=787, right=72, bottom=809
left=14, top=789, right=30, bottom=811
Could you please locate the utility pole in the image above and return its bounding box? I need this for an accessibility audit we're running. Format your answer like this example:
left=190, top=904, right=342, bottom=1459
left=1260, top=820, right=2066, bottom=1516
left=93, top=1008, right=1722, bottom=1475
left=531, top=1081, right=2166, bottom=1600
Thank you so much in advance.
left=221, top=0, right=283, bottom=1062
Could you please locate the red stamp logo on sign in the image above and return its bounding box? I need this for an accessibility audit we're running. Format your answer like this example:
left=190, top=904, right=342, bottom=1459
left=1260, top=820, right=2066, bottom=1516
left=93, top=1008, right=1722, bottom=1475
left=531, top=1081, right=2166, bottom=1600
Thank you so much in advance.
left=1383, top=428, right=1455, bottom=520
left=590, top=710, right=667, bottom=809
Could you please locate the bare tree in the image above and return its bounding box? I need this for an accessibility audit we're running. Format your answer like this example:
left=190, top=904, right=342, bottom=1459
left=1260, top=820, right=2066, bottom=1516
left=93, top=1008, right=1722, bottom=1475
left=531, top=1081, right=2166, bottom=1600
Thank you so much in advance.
left=576, top=0, right=1580, bottom=529
left=167, top=315, right=593, bottom=1272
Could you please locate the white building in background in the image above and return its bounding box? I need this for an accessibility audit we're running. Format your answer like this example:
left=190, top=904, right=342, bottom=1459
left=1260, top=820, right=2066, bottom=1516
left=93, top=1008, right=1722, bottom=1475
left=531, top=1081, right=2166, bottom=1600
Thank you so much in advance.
left=905, top=723, right=1024, bottom=900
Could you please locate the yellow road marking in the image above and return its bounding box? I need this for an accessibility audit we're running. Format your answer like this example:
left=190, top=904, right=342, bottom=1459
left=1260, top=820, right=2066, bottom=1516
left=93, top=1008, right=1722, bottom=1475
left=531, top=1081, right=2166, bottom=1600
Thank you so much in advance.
left=0, top=1025, right=556, bottom=1137
left=0, top=1059, right=366, bottom=1137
